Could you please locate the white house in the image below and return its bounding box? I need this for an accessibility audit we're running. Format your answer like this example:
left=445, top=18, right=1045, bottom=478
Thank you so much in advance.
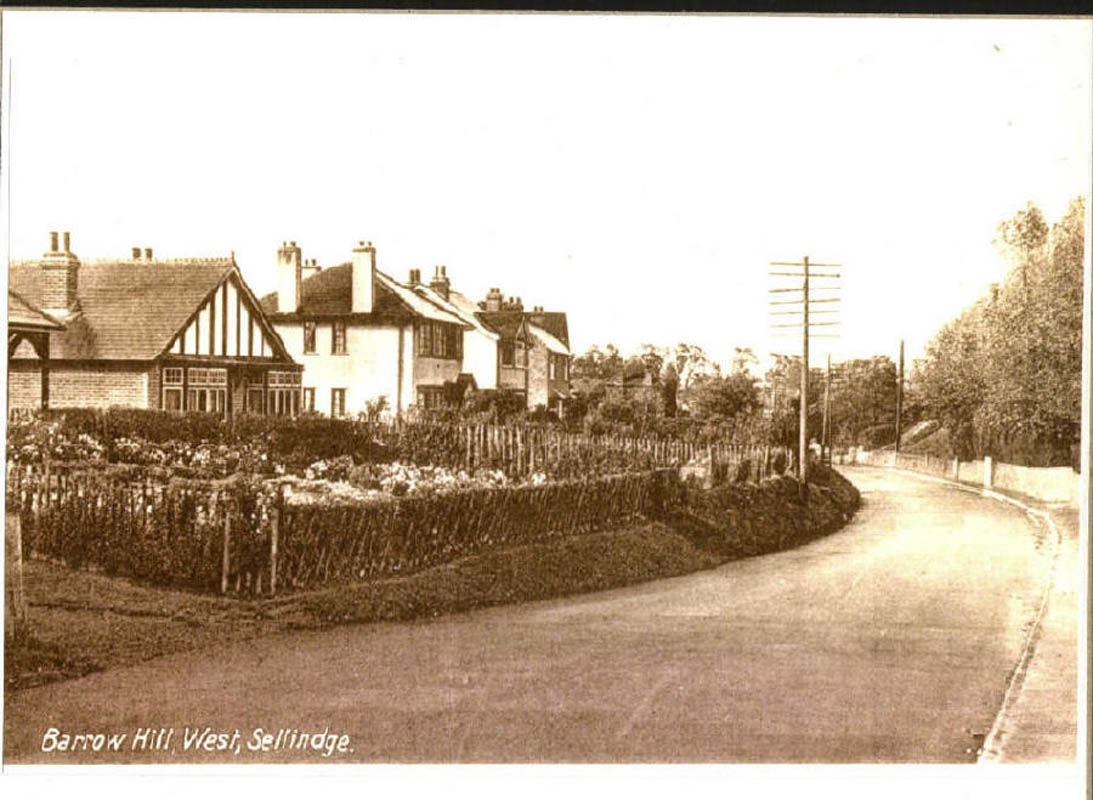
left=262, top=241, right=472, bottom=417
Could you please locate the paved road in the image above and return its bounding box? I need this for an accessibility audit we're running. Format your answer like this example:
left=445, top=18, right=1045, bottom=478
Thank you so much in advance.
left=4, top=467, right=1053, bottom=763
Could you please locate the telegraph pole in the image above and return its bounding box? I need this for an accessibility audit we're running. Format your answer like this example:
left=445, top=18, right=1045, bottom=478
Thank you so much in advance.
left=822, top=353, right=832, bottom=466
left=895, top=339, right=905, bottom=453
left=768, top=256, right=841, bottom=501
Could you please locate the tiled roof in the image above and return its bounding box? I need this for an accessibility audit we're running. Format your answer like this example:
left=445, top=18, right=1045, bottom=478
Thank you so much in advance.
left=376, top=272, right=465, bottom=326
left=260, top=264, right=464, bottom=326
left=8, top=290, right=64, bottom=331
left=8, top=258, right=235, bottom=360
left=413, top=285, right=497, bottom=338
left=477, top=311, right=528, bottom=341
left=531, top=311, right=569, bottom=348
left=528, top=322, right=570, bottom=356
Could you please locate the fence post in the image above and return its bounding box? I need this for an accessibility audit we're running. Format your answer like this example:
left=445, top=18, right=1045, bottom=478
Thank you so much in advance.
left=5, top=507, right=27, bottom=642
left=270, top=485, right=281, bottom=596
left=221, top=491, right=231, bottom=594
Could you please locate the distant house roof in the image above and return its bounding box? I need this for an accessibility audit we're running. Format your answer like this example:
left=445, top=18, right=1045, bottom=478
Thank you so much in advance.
left=8, top=290, right=64, bottom=332
left=260, top=264, right=466, bottom=326
left=8, top=257, right=261, bottom=360
left=530, top=311, right=569, bottom=348
left=528, top=322, right=570, bottom=356
left=477, top=310, right=529, bottom=341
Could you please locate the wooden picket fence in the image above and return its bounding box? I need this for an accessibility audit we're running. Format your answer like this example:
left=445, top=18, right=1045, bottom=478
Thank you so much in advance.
left=376, top=421, right=796, bottom=482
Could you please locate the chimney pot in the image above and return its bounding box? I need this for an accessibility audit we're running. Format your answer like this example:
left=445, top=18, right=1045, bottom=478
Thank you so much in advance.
left=290, top=241, right=296, bottom=247
left=144, top=248, right=153, bottom=260
left=50, top=232, right=59, bottom=252
left=63, top=232, right=71, bottom=253
left=132, top=247, right=141, bottom=259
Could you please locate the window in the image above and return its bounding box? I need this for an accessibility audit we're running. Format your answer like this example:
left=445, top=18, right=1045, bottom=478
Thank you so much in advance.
left=501, top=340, right=515, bottom=367
left=303, top=387, right=315, bottom=412
left=267, top=372, right=301, bottom=417
left=332, top=321, right=347, bottom=355
left=162, top=367, right=183, bottom=411
left=417, top=386, right=446, bottom=410
left=303, top=322, right=317, bottom=354
left=331, top=388, right=346, bottom=418
left=163, top=388, right=183, bottom=411
left=549, top=357, right=557, bottom=380
left=185, top=368, right=228, bottom=417
left=416, top=321, right=461, bottom=359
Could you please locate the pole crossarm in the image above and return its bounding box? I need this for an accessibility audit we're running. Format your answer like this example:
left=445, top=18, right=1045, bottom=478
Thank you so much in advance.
left=769, top=261, right=842, bottom=267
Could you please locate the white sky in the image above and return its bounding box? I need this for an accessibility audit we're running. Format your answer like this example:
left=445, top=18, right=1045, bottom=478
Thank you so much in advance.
left=2, top=12, right=1090, bottom=373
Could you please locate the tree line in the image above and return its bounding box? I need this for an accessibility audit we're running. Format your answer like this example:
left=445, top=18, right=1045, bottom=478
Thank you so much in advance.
left=910, top=198, right=1084, bottom=467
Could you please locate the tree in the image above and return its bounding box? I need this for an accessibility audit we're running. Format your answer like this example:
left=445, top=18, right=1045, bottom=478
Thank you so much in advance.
left=660, top=361, right=679, bottom=418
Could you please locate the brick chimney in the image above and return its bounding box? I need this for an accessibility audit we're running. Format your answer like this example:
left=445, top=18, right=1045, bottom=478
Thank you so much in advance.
left=41, top=231, right=80, bottom=315
left=429, top=265, right=451, bottom=301
left=529, top=305, right=546, bottom=328
left=408, top=268, right=421, bottom=286
left=485, top=287, right=503, bottom=313
left=351, top=240, right=375, bottom=314
left=276, top=241, right=303, bottom=313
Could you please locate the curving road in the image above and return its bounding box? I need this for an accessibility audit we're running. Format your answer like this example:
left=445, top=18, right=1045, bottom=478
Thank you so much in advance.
left=4, top=467, right=1053, bottom=763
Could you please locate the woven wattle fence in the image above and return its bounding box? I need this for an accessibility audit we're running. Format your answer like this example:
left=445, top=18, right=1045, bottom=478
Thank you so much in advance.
left=274, top=470, right=682, bottom=590
left=7, top=465, right=683, bottom=596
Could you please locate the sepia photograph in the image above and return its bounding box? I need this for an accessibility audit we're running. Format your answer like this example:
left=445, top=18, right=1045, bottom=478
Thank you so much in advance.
left=0, top=8, right=1088, bottom=795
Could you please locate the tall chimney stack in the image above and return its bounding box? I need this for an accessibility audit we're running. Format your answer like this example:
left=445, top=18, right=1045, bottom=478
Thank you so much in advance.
left=351, top=240, right=375, bottom=314
left=485, top=287, right=503, bottom=313
left=429, top=264, right=451, bottom=301
left=41, top=231, right=80, bottom=315
left=276, top=240, right=303, bottom=313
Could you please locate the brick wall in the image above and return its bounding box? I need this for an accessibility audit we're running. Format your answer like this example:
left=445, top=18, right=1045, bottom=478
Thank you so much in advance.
left=46, top=365, right=149, bottom=409
left=7, top=364, right=43, bottom=410
left=147, top=365, right=162, bottom=410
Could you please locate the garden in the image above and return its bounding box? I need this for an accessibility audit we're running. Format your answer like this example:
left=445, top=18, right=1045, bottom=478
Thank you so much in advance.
left=7, top=408, right=798, bottom=598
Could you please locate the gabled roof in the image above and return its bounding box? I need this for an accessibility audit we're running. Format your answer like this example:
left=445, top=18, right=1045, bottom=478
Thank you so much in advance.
left=530, top=311, right=569, bottom=348
left=8, top=257, right=248, bottom=360
left=413, top=285, right=497, bottom=338
left=528, top=322, right=570, bottom=356
left=478, top=310, right=529, bottom=342
left=8, top=290, right=64, bottom=331
left=260, top=264, right=465, bottom=326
